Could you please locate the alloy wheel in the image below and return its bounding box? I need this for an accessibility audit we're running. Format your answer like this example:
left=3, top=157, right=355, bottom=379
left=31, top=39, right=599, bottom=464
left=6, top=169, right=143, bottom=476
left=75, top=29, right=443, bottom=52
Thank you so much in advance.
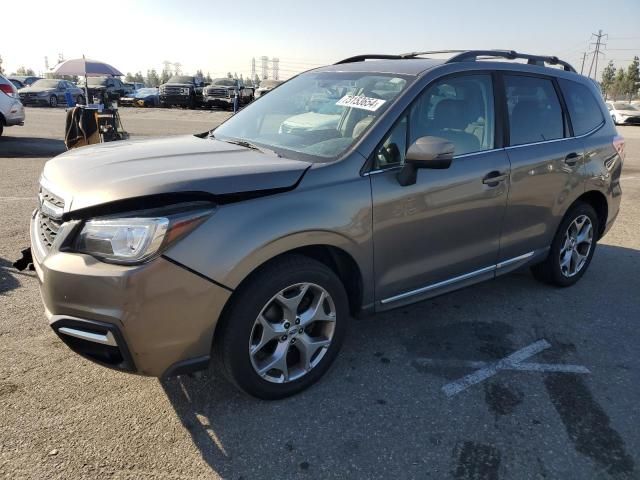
left=249, top=282, right=337, bottom=384
left=559, top=214, right=593, bottom=277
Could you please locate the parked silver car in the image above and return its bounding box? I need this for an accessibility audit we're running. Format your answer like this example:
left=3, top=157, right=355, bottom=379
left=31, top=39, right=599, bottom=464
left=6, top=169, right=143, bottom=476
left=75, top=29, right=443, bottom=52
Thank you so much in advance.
left=18, top=79, right=85, bottom=107
left=30, top=50, right=623, bottom=399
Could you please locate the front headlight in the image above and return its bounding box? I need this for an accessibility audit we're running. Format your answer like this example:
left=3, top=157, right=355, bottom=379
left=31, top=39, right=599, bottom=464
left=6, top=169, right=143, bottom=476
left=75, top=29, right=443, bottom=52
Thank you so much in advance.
left=74, top=206, right=213, bottom=264
left=182, top=88, right=190, bottom=95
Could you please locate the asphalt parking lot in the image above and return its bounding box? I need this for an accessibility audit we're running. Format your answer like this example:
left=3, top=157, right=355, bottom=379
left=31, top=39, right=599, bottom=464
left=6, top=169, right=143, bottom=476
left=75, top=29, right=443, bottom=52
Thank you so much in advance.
left=1, top=108, right=639, bottom=480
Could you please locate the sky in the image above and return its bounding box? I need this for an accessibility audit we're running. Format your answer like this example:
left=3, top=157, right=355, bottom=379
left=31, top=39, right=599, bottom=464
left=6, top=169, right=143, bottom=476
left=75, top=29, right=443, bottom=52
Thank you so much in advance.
left=2, top=0, right=639, bottom=81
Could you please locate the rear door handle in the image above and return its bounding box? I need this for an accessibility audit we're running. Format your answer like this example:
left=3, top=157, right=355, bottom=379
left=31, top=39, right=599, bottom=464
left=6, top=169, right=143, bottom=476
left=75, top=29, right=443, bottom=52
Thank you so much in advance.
left=482, top=171, right=508, bottom=186
left=564, top=152, right=581, bottom=166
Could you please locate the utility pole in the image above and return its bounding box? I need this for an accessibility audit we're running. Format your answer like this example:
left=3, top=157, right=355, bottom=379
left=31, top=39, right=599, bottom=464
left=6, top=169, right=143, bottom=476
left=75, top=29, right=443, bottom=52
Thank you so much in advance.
left=580, top=52, right=586, bottom=75
left=587, top=30, right=607, bottom=80
left=251, top=57, right=256, bottom=80
left=261, top=56, right=269, bottom=80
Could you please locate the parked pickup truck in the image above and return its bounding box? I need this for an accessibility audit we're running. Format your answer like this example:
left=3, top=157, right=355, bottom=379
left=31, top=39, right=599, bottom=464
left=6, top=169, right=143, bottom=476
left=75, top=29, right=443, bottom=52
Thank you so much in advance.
left=202, top=78, right=254, bottom=110
left=159, top=75, right=205, bottom=109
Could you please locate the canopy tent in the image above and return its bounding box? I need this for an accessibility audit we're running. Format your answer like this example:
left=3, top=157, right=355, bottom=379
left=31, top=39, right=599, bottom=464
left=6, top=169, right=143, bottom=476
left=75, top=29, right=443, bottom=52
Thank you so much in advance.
left=50, top=57, right=124, bottom=104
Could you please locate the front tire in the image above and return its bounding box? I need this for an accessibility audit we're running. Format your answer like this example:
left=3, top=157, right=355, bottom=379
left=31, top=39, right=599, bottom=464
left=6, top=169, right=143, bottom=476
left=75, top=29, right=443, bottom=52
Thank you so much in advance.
left=216, top=254, right=349, bottom=399
left=76, top=95, right=85, bottom=105
left=49, top=95, right=58, bottom=108
left=531, top=202, right=599, bottom=287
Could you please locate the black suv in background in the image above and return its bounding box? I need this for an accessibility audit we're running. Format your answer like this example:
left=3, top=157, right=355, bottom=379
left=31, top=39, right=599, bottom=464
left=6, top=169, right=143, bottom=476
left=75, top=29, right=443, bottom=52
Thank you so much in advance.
left=159, top=75, right=206, bottom=109
left=202, top=78, right=254, bottom=110
left=79, top=76, right=128, bottom=104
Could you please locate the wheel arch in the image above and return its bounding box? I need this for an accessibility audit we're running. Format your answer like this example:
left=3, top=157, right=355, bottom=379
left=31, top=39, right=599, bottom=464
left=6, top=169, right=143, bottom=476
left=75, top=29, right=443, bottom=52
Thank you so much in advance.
left=574, top=190, right=608, bottom=239
left=212, top=242, right=366, bottom=357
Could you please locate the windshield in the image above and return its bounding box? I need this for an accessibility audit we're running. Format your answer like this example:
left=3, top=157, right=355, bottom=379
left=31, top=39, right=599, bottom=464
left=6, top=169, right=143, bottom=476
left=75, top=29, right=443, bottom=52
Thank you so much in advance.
left=613, top=102, right=638, bottom=110
left=168, top=75, right=194, bottom=84
left=84, top=77, right=109, bottom=86
left=32, top=79, right=60, bottom=88
left=213, top=72, right=410, bottom=160
left=135, top=88, right=157, bottom=96
left=212, top=78, right=236, bottom=86
left=259, top=80, right=282, bottom=89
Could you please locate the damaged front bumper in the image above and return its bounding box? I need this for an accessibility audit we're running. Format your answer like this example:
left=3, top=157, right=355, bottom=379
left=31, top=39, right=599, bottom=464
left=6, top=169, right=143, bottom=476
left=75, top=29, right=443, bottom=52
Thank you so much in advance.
left=29, top=210, right=232, bottom=377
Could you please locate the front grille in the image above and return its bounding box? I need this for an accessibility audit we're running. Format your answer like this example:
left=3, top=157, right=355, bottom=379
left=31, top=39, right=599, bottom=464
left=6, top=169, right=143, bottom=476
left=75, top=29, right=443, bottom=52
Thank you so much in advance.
left=40, top=188, right=64, bottom=208
left=37, top=186, right=65, bottom=251
left=38, top=213, right=62, bottom=250
left=163, top=86, right=186, bottom=95
left=205, top=88, right=230, bottom=98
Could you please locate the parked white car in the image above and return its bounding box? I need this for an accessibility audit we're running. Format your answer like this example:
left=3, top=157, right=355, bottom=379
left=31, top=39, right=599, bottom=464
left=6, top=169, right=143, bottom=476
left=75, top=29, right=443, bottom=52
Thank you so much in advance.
left=0, top=74, right=25, bottom=136
left=606, top=101, right=640, bottom=126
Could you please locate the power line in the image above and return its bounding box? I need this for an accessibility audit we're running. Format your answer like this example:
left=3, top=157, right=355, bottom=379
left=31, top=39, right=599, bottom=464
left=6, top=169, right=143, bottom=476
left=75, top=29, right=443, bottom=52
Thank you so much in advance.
left=587, top=30, right=607, bottom=80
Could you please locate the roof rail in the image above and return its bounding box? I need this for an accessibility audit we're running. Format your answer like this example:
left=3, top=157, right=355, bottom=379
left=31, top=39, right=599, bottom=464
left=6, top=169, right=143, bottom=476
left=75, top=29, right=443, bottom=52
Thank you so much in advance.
left=446, top=50, right=576, bottom=72
left=335, top=50, right=576, bottom=72
left=335, top=54, right=403, bottom=64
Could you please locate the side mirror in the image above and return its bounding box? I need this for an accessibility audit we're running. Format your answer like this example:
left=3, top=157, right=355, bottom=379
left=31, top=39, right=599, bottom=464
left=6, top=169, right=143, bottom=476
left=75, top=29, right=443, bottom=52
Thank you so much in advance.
left=397, top=136, right=454, bottom=186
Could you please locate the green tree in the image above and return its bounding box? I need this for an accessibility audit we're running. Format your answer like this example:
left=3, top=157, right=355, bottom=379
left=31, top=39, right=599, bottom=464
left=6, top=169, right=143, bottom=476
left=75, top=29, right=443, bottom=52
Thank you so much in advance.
left=133, top=71, right=145, bottom=84
left=612, top=68, right=627, bottom=100
left=253, top=74, right=260, bottom=86
left=601, top=61, right=616, bottom=100
left=146, top=69, right=160, bottom=87
left=125, top=72, right=135, bottom=82
left=15, top=66, right=35, bottom=76
left=227, top=72, right=232, bottom=78
left=625, top=56, right=639, bottom=100
left=205, top=72, right=212, bottom=83
left=160, top=69, right=171, bottom=84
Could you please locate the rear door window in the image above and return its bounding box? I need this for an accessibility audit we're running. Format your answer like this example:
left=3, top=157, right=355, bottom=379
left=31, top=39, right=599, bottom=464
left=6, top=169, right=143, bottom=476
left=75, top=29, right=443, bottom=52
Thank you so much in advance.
left=558, top=79, right=605, bottom=136
left=505, top=75, right=564, bottom=146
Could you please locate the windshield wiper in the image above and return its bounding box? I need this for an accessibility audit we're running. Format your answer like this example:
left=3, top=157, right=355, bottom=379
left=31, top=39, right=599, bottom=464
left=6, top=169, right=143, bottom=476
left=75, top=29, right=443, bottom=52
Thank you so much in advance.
left=224, top=138, right=264, bottom=152
left=211, top=134, right=282, bottom=157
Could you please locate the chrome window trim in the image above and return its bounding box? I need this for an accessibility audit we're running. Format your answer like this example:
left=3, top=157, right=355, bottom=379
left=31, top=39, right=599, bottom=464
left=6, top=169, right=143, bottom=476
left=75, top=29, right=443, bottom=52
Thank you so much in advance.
left=380, top=251, right=535, bottom=305
left=504, top=120, right=605, bottom=151
left=362, top=148, right=505, bottom=177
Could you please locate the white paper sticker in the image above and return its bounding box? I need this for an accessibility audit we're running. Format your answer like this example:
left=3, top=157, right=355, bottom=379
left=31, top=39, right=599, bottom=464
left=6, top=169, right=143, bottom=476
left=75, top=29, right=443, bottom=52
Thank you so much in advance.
left=335, top=95, right=386, bottom=112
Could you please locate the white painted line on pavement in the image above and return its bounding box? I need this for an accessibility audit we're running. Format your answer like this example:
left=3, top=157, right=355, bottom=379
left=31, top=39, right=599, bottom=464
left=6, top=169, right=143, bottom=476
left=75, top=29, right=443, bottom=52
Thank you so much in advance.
left=414, top=358, right=590, bottom=374
left=442, top=340, right=550, bottom=397
left=0, top=197, right=34, bottom=201
left=438, top=339, right=590, bottom=397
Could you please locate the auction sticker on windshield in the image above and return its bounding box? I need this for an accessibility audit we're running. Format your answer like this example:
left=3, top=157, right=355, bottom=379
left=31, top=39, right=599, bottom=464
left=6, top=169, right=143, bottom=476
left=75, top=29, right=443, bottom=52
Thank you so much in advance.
left=336, top=95, right=386, bottom=112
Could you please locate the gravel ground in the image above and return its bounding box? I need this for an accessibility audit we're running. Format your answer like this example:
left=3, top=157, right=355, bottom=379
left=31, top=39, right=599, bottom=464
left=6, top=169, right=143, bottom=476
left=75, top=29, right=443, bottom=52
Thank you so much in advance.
left=0, top=108, right=639, bottom=479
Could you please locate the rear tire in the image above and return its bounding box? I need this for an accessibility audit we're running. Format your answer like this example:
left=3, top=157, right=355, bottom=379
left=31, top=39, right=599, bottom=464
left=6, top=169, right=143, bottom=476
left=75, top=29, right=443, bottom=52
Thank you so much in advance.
left=0, top=122, right=4, bottom=137
left=531, top=202, right=599, bottom=287
left=49, top=95, right=58, bottom=108
left=215, top=254, right=349, bottom=399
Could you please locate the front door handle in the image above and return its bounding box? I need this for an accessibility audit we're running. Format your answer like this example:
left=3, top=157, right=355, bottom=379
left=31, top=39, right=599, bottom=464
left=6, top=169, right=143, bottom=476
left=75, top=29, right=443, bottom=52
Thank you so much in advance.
left=482, top=171, right=508, bottom=186
left=564, top=152, right=581, bottom=166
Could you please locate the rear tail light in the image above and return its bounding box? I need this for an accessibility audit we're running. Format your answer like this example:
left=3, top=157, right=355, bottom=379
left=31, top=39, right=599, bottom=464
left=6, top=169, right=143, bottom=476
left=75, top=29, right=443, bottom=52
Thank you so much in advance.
left=613, top=135, right=625, bottom=161
left=0, top=83, right=18, bottom=98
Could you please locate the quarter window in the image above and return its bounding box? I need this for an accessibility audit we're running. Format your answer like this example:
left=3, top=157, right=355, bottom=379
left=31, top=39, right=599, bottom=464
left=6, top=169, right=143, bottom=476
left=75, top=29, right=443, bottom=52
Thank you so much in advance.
left=505, top=75, right=564, bottom=146
left=558, top=79, right=605, bottom=136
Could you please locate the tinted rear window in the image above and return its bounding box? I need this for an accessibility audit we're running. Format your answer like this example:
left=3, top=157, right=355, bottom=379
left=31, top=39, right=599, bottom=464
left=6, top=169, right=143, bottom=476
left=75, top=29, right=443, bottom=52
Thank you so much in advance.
left=505, top=75, right=564, bottom=146
left=559, top=79, right=604, bottom=136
